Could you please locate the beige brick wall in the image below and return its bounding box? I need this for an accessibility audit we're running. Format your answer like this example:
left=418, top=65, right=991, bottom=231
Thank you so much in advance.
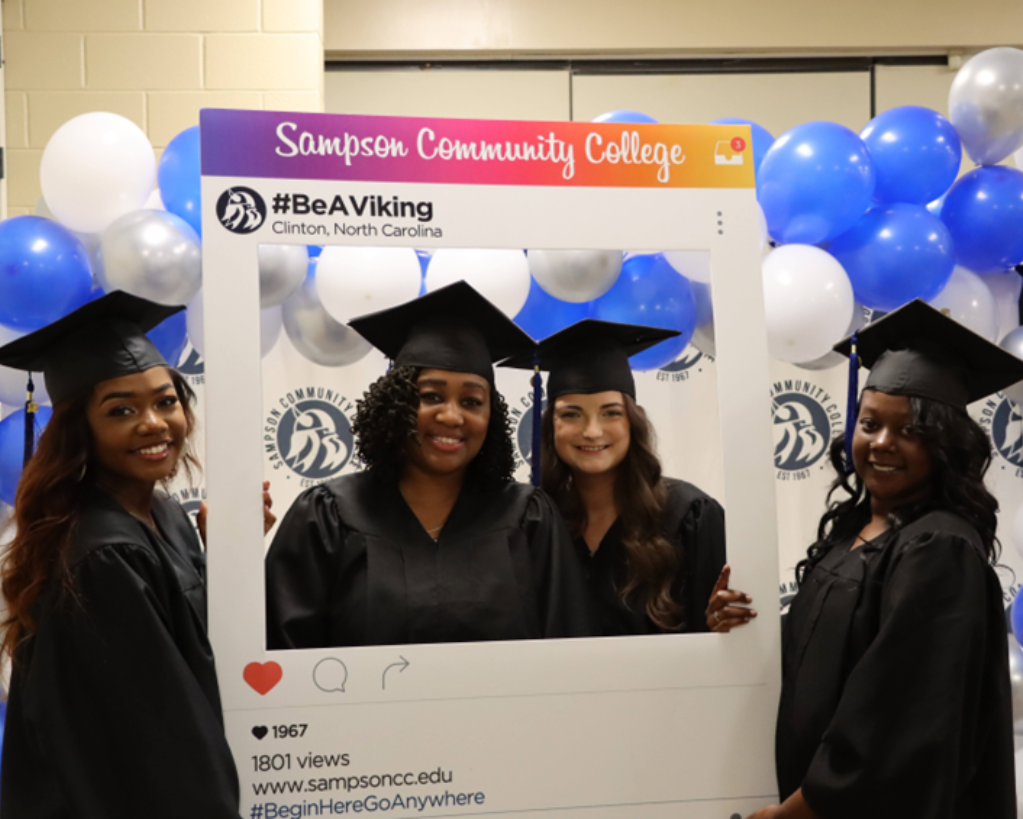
left=4, top=0, right=325, bottom=216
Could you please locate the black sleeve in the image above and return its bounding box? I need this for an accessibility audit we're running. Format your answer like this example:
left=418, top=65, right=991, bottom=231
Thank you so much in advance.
left=679, top=496, right=726, bottom=634
left=801, top=534, right=1013, bottom=819
left=265, top=487, right=345, bottom=649
left=27, top=546, right=240, bottom=819
left=523, top=489, right=599, bottom=639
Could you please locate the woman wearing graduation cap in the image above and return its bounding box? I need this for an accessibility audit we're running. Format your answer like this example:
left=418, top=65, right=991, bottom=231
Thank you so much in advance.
left=502, top=320, right=754, bottom=636
left=748, top=300, right=1017, bottom=819
left=0, top=292, right=248, bottom=818
left=265, top=282, right=595, bottom=648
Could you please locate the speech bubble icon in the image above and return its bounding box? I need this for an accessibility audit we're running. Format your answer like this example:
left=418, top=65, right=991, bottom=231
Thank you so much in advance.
left=313, top=657, right=348, bottom=693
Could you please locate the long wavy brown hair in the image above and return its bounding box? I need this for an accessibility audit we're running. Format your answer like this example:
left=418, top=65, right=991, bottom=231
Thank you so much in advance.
left=0, top=369, right=199, bottom=665
left=541, top=395, right=685, bottom=631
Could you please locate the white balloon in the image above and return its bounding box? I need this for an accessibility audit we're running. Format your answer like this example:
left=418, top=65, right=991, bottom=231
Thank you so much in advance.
left=315, top=246, right=422, bottom=323
left=0, top=324, right=50, bottom=406
left=187, top=291, right=281, bottom=360
left=425, top=249, right=531, bottom=318
left=259, top=245, right=309, bottom=308
left=794, top=303, right=868, bottom=371
left=260, top=306, right=283, bottom=358
left=762, top=245, right=855, bottom=363
left=999, top=326, right=1023, bottom=407
left=663, top=250, right=711, bottom=284
left=526, top=250, right=622, bottom=302
left=927, top=265, right=998, bottom=341
left=40, top=112, right=156, bottom=234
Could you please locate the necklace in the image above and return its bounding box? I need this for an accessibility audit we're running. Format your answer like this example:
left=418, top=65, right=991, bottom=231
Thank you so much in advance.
left=425, top=524, right=443, bottom=534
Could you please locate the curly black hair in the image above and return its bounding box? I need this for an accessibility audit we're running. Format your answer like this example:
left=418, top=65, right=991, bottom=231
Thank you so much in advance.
left=350, top=365, right=516, bottom=488
left=796, top=390, right=1000, bottom=584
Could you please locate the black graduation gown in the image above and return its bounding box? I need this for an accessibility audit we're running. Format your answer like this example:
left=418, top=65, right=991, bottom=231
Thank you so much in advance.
left=577, top=478, right=725, bottom=636
left=1, top=486, right=241, bottom=819
left=776, top=510, right=1015, bottom=819
left=265, top=470, right=597, bottom=648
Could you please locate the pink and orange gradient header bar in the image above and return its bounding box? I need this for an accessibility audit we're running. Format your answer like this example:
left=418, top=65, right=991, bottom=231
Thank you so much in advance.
left=200, top=109, right=755, bottom=190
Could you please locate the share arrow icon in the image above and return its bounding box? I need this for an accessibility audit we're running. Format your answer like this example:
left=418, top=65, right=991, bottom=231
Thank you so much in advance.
left=381, top=656, right=410, bottom=690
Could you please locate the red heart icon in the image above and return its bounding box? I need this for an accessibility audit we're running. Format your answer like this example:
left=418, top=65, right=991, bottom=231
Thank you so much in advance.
left=244, top=662, right=283, bottom=695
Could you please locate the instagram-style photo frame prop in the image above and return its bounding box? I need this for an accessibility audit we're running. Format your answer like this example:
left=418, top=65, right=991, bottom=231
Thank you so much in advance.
left=201, top=109, right=779, bottom=818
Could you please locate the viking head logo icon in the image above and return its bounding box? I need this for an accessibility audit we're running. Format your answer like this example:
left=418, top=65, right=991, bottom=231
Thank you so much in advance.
left=773, top=394, right=830, bottom=471
left=279, top=403, right=353, bottom=479
left=216, top=186, right=266, bottom=234
left=993, top=398, right=1023, bottom=467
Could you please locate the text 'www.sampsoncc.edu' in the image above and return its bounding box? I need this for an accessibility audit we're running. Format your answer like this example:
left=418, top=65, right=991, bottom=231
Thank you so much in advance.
left=253, top=768, right=454, bottom=796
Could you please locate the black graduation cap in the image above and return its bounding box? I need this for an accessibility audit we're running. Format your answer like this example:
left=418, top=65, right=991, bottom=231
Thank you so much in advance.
left=500, top=319, right=680, bottom=400
left=347, top=281, right=535, bottom=383
left=834, top=299, right=1023, bottom=409
left=0, top=291, right=182, bottom=406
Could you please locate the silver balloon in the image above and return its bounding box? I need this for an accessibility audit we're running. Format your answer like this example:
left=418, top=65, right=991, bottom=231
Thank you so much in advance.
left=949, top=47, right=1023, bottom=165
left=690, top=279, right=715, bottom=357
left=97, top=209, right=201, bottom=305
left=527, top=250, right=623, bottom=302
left=1009, top=635, right=1023, bottom=734
left=794, top=302, right=868, bottom=371
left=282, top=268, right=372, bottom=367
left=259, top=245, right=309, bottom=308
left=1000, top=326, right=1023, bottom=407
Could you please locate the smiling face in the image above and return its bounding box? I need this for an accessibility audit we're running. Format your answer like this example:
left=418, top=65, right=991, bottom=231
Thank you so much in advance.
left=406, top=368, right=491, bottom=479
left=852, top=389, right=934, bottom=515
left=85, top=366, right=187, bottom=490
left=552, top=391, right=631, bottom=477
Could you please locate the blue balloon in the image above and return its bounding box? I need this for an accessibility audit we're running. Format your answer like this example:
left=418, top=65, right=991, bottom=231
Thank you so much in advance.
left=591, top=110, right=658, bottom=124
left=514, top=277, right=592, bottom=340
left=591, top=254, right=696, bottom=371
left=711, top=118, right=775, bottom=176
left=157, top=126, right=202, bottom=237
left=0, top=216, right=93, bottom=331
left=860, top=106, right=962, bottom=206
left=0, top=406, right=53, bottom=506
left=307, top=245, right=323, bottom=258
left=757, top=121, right=876, bottom=245
left=941, top=166, right=1023, bottom=274
left=1012, top=593, right=1023, bottom=646
left=147, top=310, right=189, bottom=367
left=829, top=204, right=954, bottom=312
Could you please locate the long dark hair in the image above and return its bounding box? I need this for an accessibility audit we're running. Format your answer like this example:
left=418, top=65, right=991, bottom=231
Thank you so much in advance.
left=351, top=365, right=516, bottom=488
left=541, top=395, right=685, bottom=631
left=798, top=390, right=999, bottom=582
left=0, top=369, right=198, bottom=664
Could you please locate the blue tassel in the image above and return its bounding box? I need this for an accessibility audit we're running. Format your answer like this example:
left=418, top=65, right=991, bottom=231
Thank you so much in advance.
left=844, top=334, right=859, bottom=474
left=530, top=359, right=543, bottom=487
left=23, top=373, right=37, bottom=467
